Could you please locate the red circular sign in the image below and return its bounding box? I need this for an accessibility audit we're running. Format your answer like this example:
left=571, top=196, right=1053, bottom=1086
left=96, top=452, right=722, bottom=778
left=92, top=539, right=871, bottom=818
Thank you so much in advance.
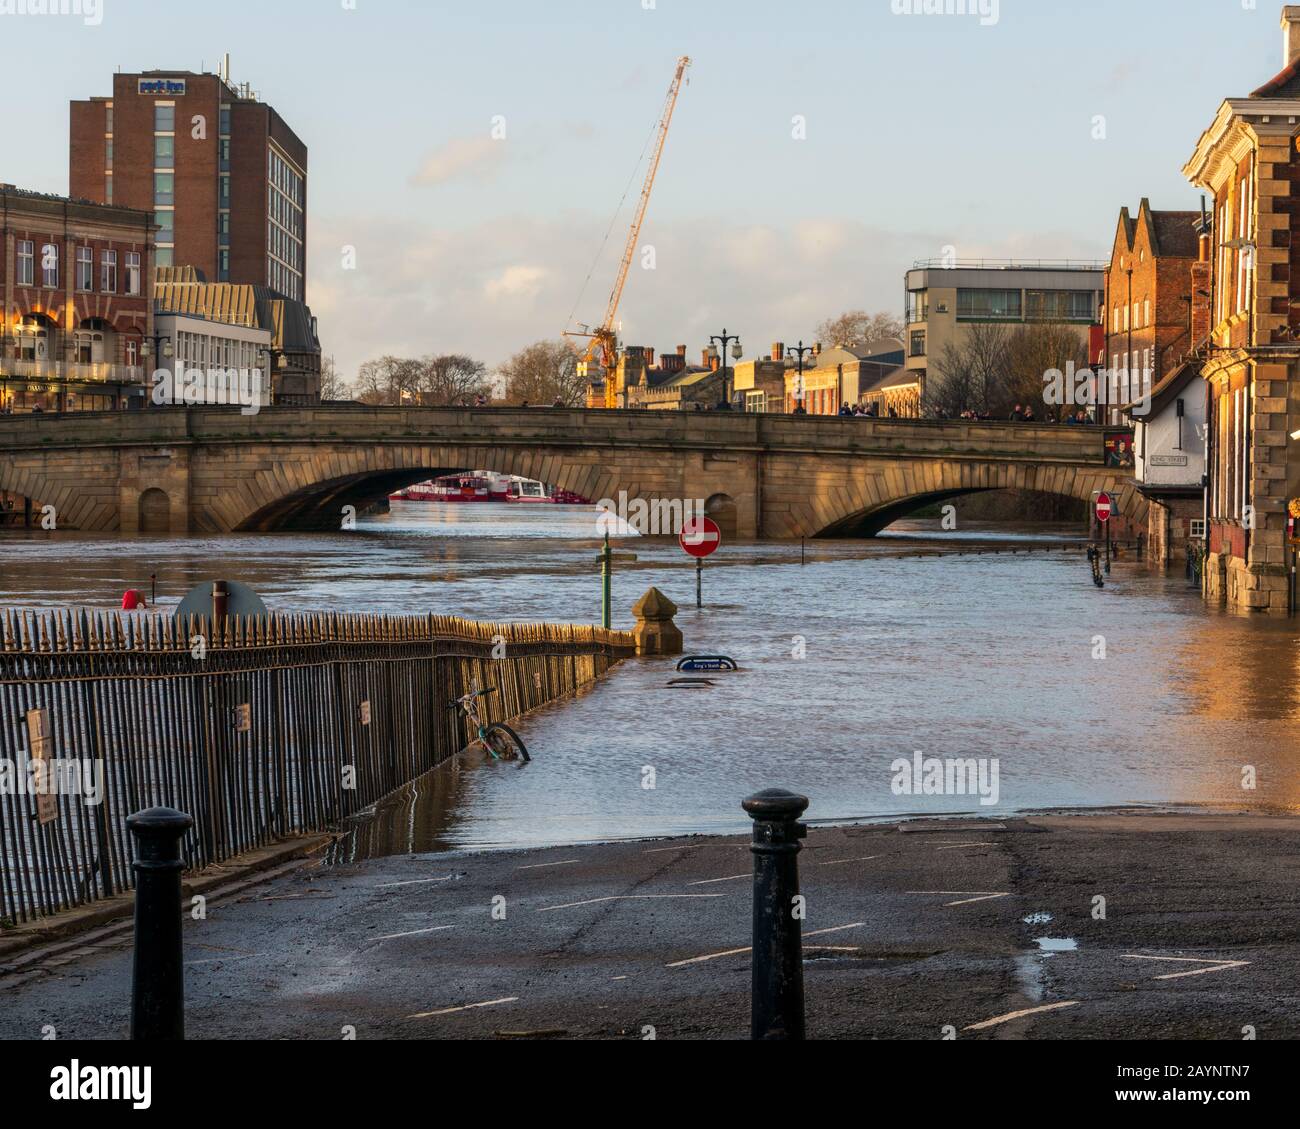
left=1096, top=493, right=1113, bottom=523
left=680, top=517, right=722, bottom=559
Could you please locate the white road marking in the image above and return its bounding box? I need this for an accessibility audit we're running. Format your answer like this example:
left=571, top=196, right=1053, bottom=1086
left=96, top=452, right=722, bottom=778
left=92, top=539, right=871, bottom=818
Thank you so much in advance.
left=666, top=923, right=869, bottom=968
left=538, top=894, right=729, bottom=913
left=1121, top=955, right=1253, bottom=981
left=965, top=1001, right=1081, bottom=1031
left=687, top=873, right=750, bottom=886
left=935, top=843, right=997, bottom=851
left=407, top=997, right=519, bottom=1020
left=516, top=860, right=581, bottom=871
left=185, top=954, right=264, bottom=967
left=371, top=926, right=457, bottom=942
left=816, top=856, right=884, bottom=867
left=375, top=875, right=456, bottom=889
left=908, top=891, right=1013, bottom=907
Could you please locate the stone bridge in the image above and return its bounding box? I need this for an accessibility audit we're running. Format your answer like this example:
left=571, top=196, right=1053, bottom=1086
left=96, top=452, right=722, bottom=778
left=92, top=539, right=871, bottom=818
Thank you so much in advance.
left=0, top=407, right=1145, bottom=538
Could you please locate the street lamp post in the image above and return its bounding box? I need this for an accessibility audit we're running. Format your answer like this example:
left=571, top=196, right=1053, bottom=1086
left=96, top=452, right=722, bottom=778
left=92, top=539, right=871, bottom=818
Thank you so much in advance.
left=708, top=329, right=743, bottom=409
left=260, top=346, right=284, bottom=407
left=787, top=341, right=814, bottom=414
left=140, top=334, right=174, bottom=409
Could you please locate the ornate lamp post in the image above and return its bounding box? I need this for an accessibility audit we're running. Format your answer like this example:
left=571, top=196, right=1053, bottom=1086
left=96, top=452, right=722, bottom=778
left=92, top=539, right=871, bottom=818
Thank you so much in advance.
left=787, top=341, right=814, bottom=414
left=708, top=329, right=744, bottom=408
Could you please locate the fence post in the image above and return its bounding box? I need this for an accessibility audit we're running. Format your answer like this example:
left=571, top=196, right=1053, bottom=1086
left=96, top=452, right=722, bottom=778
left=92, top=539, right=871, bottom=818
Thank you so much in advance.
left=128, top=807, right=193, bottom=1042
left=743, top=789, right=809, bottom=1041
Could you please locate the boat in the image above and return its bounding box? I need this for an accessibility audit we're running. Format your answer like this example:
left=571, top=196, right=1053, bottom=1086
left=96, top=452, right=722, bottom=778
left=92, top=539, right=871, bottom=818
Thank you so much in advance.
left=390, top=471, right=510, bottom=503
left=389, top=471, right=592, bottom=506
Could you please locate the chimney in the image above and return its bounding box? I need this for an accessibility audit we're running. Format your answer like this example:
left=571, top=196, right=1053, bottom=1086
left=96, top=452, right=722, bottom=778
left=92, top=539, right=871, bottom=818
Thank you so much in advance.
left=1284, top=6, right=1300, bottom=68
left=771, top=342, right=785, bottom=362
left=645, top=347, right=656, bottom=368
left=702, top=349, right=713, bottom=369
left=677, top=344, right=688, bottom=358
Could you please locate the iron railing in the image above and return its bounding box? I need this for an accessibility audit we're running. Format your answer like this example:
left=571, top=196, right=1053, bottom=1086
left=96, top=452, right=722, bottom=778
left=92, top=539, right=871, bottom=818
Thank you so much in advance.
left=0, top=610, right=636, bottom=925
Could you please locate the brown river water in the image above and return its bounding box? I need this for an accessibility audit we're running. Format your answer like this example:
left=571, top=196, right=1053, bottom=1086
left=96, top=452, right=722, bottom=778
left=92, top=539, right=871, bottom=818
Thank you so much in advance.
left=1, top=503, right=1298, bottom=856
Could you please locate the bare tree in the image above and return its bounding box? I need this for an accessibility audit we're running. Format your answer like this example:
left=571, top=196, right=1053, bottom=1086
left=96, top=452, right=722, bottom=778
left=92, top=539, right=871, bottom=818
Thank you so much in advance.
left=925, top=323, right=1009, bottom=417
left=319, top=356, right=350, bottom=402
left=500, top=341, right=585, bottom=406
left=815, top=310, right=905, bottom=351
left=414, top=354, right=490, bottom=405
left=1002, top=323, right=1088, bottom=420
left=355, top=356, right=423, bottom=405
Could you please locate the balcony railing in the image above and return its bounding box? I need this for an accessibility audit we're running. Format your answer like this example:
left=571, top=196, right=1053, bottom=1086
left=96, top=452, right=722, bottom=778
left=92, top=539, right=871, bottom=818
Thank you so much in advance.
left=0, top=359, right=146, bottom=384
left=911, top=258, right=1108, bottom=271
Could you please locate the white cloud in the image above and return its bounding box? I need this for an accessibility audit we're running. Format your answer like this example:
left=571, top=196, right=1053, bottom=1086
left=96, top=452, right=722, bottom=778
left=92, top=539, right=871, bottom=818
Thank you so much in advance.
left=484, top=265, right=549, bottom=302
left=410, top=137, right=505, bottom=187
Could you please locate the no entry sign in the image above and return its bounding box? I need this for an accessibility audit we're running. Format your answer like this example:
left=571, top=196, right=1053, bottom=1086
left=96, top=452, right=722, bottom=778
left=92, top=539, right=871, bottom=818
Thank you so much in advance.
left=680, top=517, right=722, bottom=559
left=1096, top=493, right=1113, bottom=524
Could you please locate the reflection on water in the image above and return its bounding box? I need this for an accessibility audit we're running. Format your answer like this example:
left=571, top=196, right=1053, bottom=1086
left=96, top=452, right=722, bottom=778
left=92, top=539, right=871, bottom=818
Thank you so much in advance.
left=3, top=502, right=1300, bottom=856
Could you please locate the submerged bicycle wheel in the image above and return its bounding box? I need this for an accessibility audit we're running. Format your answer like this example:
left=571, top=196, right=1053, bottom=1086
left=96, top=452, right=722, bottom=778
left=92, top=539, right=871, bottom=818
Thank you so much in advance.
left=484, top=723, right=531, bottom=763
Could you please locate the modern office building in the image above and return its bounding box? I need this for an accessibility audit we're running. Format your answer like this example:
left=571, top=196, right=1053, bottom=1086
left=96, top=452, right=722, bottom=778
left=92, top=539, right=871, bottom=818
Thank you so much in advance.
left=904, top=259, right=1105, bottom=408
left=70, top=62, right=307, bottom=301
left=153, top=267, right=321, bottom=405
left=0, top=185, right=156, bottom=414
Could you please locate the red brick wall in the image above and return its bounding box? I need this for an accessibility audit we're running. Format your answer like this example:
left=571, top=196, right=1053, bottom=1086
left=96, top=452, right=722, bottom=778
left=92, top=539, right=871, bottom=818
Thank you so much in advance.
left=69, top=101, right=108, bottom=204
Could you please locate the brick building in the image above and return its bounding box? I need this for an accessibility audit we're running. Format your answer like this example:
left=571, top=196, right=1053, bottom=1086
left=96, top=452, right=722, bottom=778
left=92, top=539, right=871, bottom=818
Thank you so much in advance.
left=1101, top=200, right=1203, bottom=426
left=70, top=64, right=307, bottom=302
left=0, top=186, right=155, bottom=414
left=1180, top=5, right=1300, bottom=612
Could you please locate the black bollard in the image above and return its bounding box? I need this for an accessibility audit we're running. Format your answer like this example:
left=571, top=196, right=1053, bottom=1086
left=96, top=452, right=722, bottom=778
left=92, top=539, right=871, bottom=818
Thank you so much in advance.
left=127, top=807, right=194, bottom=1042
left=743, top=789, right=810, bottom=1041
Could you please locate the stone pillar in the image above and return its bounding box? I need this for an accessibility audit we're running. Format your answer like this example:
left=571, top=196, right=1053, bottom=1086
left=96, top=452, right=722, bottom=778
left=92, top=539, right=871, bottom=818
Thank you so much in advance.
left=632, top=587, right=683, bottom=657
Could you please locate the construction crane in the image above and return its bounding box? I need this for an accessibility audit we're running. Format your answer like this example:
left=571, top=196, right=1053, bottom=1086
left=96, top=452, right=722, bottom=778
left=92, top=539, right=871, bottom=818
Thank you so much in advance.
left=567, top=56, right=691, bottom=408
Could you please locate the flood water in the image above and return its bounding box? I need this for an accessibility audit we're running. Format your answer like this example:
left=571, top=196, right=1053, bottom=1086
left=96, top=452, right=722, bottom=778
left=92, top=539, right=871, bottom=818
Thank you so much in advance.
left=2, top=503, right=1299, bottom=855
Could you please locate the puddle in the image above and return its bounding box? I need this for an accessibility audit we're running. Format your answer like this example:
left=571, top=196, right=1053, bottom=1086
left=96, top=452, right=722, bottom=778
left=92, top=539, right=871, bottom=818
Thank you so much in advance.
left=1015, top=937, right=1079, bottom=1001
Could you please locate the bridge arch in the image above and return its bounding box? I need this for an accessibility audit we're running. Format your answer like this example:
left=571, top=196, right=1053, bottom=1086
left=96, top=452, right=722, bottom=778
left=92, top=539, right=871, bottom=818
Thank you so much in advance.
left=214, top=445, right=633, bottom=533
left=809, top=459, right=1145, bottom=539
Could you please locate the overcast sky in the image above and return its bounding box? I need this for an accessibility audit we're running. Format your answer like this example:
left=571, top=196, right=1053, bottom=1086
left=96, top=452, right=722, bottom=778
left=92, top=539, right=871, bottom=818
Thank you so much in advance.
left=0, top=0, right=1288, bottom=380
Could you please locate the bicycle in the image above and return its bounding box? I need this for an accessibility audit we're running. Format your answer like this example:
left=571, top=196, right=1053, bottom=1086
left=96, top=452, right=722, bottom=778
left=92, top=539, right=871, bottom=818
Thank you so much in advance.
left=447, top=682, right=531, bottom=762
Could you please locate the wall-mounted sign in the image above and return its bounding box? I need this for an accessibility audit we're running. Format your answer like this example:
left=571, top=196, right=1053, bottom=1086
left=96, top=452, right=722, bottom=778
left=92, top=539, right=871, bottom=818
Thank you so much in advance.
left=139, top=79, right=186, bottom=96
left=233, top=704, right=252, bottom=733
left=26, top=709, right=58, bottom=826
left=1149, top=455, right=1190, bottom=468
left=360, top=701, right=372, bottom=727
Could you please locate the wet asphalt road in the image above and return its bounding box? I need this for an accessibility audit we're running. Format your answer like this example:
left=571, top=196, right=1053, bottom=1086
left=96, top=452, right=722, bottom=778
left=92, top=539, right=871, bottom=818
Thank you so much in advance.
left=1, top=812, right=1297, bottom=1041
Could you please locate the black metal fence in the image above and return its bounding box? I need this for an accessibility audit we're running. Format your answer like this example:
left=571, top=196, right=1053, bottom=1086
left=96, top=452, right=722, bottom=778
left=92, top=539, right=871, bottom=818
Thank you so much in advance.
left=0, top=609, right=636, bottom=925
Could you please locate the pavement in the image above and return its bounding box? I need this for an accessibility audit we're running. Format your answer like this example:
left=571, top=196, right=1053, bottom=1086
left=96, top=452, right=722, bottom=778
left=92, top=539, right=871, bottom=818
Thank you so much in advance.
left=1, top=810, right=1298, bottom=1041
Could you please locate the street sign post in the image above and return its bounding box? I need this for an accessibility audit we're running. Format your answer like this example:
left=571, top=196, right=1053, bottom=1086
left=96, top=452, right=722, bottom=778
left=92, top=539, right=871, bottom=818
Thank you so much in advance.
left=1096, top=493, right=1113, bottom=576
left=680, top=517, right=722, bottom=609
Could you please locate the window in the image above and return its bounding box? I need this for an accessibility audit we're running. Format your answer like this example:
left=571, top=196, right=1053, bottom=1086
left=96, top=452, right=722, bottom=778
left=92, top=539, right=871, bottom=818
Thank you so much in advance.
left=220, top=175, right=230, bottom=203
left=156, top=248, right=174, bottom=268
left=910, top=330, right=926, bottom=358
left=155, top=210, right=174, bottom=237
left=219, top=249, right=230, bottom=280
left=154, top=135, right=174, bottom=170
left=76, top=246, right=94, bottom=291
left=106, top=139, right=113, bottom=169
left=154, top=104, right=175, bottom=132
left=17, top=240, right=34, bottom=286
left=105, top=106, right=113, bottom=135
left=1144, top=298, right=1151, bottom=327
left=105, top=177, right=113, bottom=204
left=1026, top=290, right=1094, bottom=322
left=219, top=107, right=231, bottom=136
left=101, top=249, right=118, bottom=293
left=41, top=243, right=59, bottom=288
left=957, top=289, right=1021, bottom=320
left=1190, top=518, right=1207, bottom=540
left=154, top=173, right=174, bottom=205
left=126, top=252, right=141, bottom=295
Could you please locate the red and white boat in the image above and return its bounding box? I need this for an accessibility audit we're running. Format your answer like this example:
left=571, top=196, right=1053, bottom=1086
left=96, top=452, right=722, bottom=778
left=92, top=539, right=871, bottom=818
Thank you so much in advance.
left=390, top=472, right=592, bottom=506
